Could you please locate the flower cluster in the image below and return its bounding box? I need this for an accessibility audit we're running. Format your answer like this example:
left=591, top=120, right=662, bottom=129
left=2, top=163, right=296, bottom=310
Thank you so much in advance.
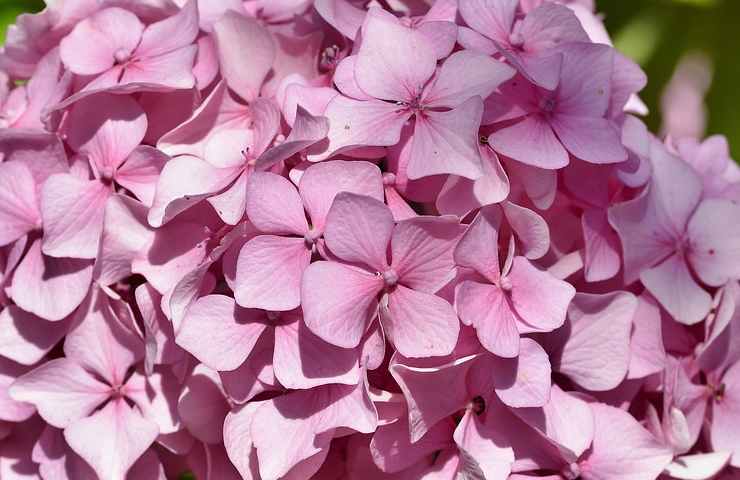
left=0, top=0, right=739, bottom=479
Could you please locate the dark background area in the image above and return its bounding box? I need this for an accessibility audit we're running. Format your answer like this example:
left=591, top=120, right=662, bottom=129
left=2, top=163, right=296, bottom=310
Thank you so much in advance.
left=2, top=0, right=739, bottom=157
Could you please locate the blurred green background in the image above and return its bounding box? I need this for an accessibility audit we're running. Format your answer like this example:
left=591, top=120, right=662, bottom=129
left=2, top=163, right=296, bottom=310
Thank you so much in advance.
left=1, top=0, right=739, bottom=157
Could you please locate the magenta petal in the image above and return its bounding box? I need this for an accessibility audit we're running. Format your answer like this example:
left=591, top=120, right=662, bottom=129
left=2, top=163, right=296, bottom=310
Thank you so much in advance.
left=554, top=292, right=636, bottom=391
left=9, top=358, right=108, bottom=428
left=40, top=174, right=110, bottom=259
left=176, top=295, right=268, bottom=371
left=408, top=97, right=484, bottom=180
left=10, top=239, right=93, bottom=322
left=301, top=261, right=383, bottom=349
left=234, top=236, right=311, bottom=311
left=64, top=399, right=159, bottom=480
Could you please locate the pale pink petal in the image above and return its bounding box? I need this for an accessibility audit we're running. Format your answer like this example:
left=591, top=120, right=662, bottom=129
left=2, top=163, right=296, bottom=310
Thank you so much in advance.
left=314, top=96, right=411, bottom=160
left=9, top=358, right=108, bottom=428
left=0, top=305, right=70, bottom=365
left=458, top=0, right=517, bottom=45
left=371, top=415, right=453, bottom=473
left=581, top=403, right=673, bottom=480
left=299, top=160, right=384, bottom=232
left=507, top=159, right=557, bottom=210
left=63, top=291, right=143, bottom=386
left=550, top=115, right=627, bottom=164
left=65, top=399, right=159, bottom=480
left=118, top=44, right=198, bottom=91
left=554, top=292, right=636, bottom=391
left=423, top=51, right=514, bottom=108
left=520, top=2, right=589, bottom=52
left=178, top=364, right=230, bottom=444
left=417, top=19, right=458, bottom=59
left=313, top=0, right=366, bottom=39
left=509, top=257, right=575, bottom=333
left=234, top=236, right=311, bottom=311
left=59, top=7, right=143, bottom=75
left=66, top=93, right=147, bottom=175
left=664, top=452, right=732, bottom=480
left=454, top=205, right=502, bottom=283
left=502, top=201, right=551, bottom=260
left=0, top=161, right=41, bottom=247
left=134, top=283, right=184, bottom=373
left=301, top=261, right=383, bottom=349
left=251, top=381, right=376, bottom=479
left=488, top=115, right=569, bottom=169
left=176, top=295, right=268, bottom=371
left=213, top=12, right=275, bottom=102
left=123, top=369, right=181, bottom=435
left=333, top=55, right=373, bottom=100
left=641, top=253, right=712, bottom=326
left=455, top=280, right=520, bottom=358
left=627, top=294, right=666, bottom=379
left=273, top=313, right=360, bottom=389
left=115, top=146, right=168, bottom=206
left=323, top=192, right=393, bottom=270
left=384, top=286, right=459, bottom=358
left=454, top=409, right=515, bottom=480
left=687, top=199, right=740, bottom=287
left=255, top=107, right=330, bottom=171
left=582, top=208, right=621, bottom=282
left=10, top=239, right=93, bottom=322
left=391, top=215, right=461, bottom=292
left=245, top=172, right=308, bottom=235
left=206, top=170, right=248, bottom=225
left=408, top=97, right=484, bottom=180
left=136, top=0, right=199, bottom=58
left=711, top=361, right=740, bottom=466
left=355, top=8, right=436, bottom=102
left=40, top=175, right=110, bottom=259
left=488, top=338, right=551, bottom=408
left=223, top=402, right=261, bottom=480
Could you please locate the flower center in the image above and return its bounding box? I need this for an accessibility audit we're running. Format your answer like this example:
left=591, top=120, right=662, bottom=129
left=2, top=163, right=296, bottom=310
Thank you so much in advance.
left=499, top=276, right=513, bottom=291
left=113, top=48, right=131, bottom=64
left=382, top=172, right=396, bottom=186
left=562, top=462, right=581, bottom=479
left=539, top=95, right=557, bottom=113
left=304, top=228, right=321, bottom=248
left=382, top=269, right=399, bottom=288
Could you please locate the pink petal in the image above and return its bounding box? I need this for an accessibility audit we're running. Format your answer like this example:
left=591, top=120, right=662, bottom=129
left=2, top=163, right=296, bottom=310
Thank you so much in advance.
left=370, top=415, right=453, bottom=473
left=66, top=93, right=147, bottom=175
left=118, top=44, right=198, bottom=91
left=0, top=360, right=37, bottom=423
left=136, top=0, right=199, bottom=59
left=507, top=159, right=557, bottom=210
left=627, top=293, right=666, bottom=379
left=664, top=452, right=732, bottom=480
left=299, top=160, right=384, bottom=233
left=509, top=257, right=575, bottom=333
left=273, top=313, right=361, bottom=389
left=64, top=399, right=159, bottom=480
left=355, top=7, right=436, bottom=102
left=134, top=283, right=184, bottom=373
left=641, top=253, right=712, bottom=326
left=333, top=55, right=373, bottom=100
left=458, top=0, right=517, bottom=45
left=115, top=146, right=168, bottom=206
left=123, top=369, right=181, bottom=435
left=219, top=330, right=277, bottom=403
left=301, top=261, right=383, bottom=349
left=323, top=192, right=393, bottom=270
left=313, top=0, right=366, bottom=39
left=63, top=291, right=143, bottom=387
left=251, top=381, right=377, bottom=479
left=502, top=201, right=551, bottom=260
left=519, top=2, right=589, bottom=52
left=455, top=280, right=520, bottom=358
left=10, top=239, right=93, bottom=322
left=245, top=172, right=308, bottom=236
left=711, top=361, right=740, bottom=465
left=488, top=115, right=569, bottom=169
left=9, top=358, right=108, bottom=428
left=554, top=292, right=636, bottom=391
left=223, top=403, right=262, bottom=480
left=687, top=199, right=740, bottom=287
left=59, top=7, right=143, bottom=75
left=0, top=305, right=70, bottom=365
left=391, top=354, right=479, bottom=443
left=384, top=286, right=460, bottom=358
left=176, top=295, right=268, bottom=371
left=234, top=236, right=311, bottom=311
left=40, top=174, right=110, bottom=259
left=0, top=161, right=40, bottom=247
left=454, top=205, right=503, bottom=283
left=408, top=97, right=484, bottom=180
left=391, top=215, right=461, bottom=293
left=178, top=364, right=230, bottom=444
left=206, top=170, right=249, bottom=226
left=454, top=408, right=515, bottom=480
left=488, top=338, right=551, bottom=408
left=581, top=403, right=673, bottom=480
left=550, top=115, right=627, bottom=164
left=582, top=208, right=621, bottom=282
left=255, top=107, right=330, bottom=171
left=314, top=96, right=411, bottom=160
left=213, top=12, right=275, bottom=103
left=423, top=50, right=515, bottom=108
left=416, top=19, right=458, bottom=60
